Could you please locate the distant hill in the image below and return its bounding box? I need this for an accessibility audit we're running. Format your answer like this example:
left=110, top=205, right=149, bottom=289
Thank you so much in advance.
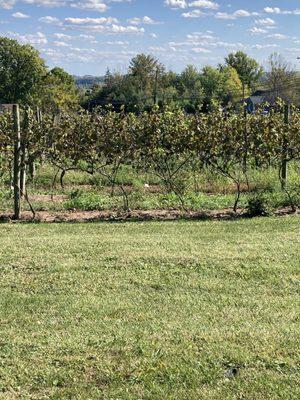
left=74, top=75, right=105, bottom=88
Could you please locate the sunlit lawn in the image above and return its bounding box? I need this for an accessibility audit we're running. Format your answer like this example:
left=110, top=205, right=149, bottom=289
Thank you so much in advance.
left=0, top=217, right=299, bottom=399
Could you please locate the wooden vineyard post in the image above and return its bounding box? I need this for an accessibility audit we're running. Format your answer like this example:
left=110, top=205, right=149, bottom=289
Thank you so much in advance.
left=28, top=153, right=36, bottom=181
left=20, top=107, right=30, bottom=197
left=13, top=104, right=21, bottom=219
left=153, top=67, right=159, bottom=105
left=28, top=107, right=39, bottom=180
left=243, top=105, right=250, bottom=190
left=36, top=107, right=45, bottom=166
left=281, top=104, right=290, bottom=190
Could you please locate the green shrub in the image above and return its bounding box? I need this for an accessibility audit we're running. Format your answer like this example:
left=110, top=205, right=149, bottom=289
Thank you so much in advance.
left=246, top=195, right=271, bottom=217
left=69, top=188, right=84, bottom=199
left=64, top=191, right=119, bottom=211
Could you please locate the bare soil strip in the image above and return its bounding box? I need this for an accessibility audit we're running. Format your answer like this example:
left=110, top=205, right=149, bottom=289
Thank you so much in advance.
left=0, top=207, right=298, bottom=223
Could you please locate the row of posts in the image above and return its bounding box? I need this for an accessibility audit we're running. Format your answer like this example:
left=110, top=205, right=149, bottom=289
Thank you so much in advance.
left=12, top=104, right=42, bottom=219
left=13, top=104, right=21, bottom=219
left=281, top=104, right=290, bottom=190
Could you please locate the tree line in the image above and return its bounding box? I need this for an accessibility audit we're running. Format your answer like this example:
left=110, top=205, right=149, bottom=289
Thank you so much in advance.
left=1, top=36, right=299, bottom=114
left=83, top=52, right=300, bottom=113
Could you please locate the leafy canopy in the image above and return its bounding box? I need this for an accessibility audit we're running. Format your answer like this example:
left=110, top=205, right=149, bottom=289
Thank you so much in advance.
left=0, top=37, right=46, bottom=105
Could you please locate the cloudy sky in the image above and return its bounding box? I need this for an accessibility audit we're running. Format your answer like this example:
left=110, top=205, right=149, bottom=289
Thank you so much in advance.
left=0, top=0, right=300, bottom=75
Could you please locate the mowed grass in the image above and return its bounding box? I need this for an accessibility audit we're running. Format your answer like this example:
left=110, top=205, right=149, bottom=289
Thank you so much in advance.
left=0, top=217, right=299, bottom=400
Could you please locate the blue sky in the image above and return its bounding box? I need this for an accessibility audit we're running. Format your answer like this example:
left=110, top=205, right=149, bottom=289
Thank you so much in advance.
left=0, top=0, right=300, bottom=75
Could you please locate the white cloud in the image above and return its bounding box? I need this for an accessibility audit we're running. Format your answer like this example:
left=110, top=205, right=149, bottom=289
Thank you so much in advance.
left=12, top=11, right=30, bottom=18
left=214, top=12, right=235, bottom=20
left=264, top=7, right=283, bottom=14
left=255, top=18, right=276, bottom=27
left=264, top=7, right=300, bottom=16
left=215, top=9, right=259, bottom=20
left=285, top=47, right=300, bottom=53
left=127, top=16, right=160, bottom=25
left=79, top=33, right=95, bottom=39
left=23, top=0, right=69, bottom=7
left=249, top=27, right=267, bottom=35
left=39, top=15, right=61, bottom=24
left=182, top=9, right=206, bottom=18
left=71, top=0, right=108, bottom=12
left=188, top=32, right=215, bottom=40
left=53, top=32, right=72, bottom=39
left=65, top=23, right=145, bottom=34
left=192, top=47, right=211, bottom=53
left=105, top=40, right=129, bottom=45
left=251, top=44, right=279, bottom=50
left=267, top=33, right=289, bottom=40
left=8, top=31, right=47, bottom=45
left=149, top=46, right=166, bottom=52
left=164, top=0, right=187, bottom=9
left=189, top=1, right=218, bottom=10
left=165, top=0, right=218, bottom=9
left=0, top=0, right=15, bottom=9
left=65, top=17, right=118, bottom=24
left=62, top=13, right=145, bottom=35
left=53, top=40, right=72, bottom=47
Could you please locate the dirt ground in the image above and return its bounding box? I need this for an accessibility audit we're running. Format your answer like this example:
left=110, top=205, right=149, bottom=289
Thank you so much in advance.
left=0, top=207, right=298, bottom=223
left=29, top=194, right=67, bottom=202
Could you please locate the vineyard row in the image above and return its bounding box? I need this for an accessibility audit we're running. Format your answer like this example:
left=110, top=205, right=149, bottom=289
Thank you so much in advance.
left=0, top=104, right=300, bottom=218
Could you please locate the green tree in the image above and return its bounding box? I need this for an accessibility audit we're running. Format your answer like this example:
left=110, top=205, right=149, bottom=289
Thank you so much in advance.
left=129, top=54, right=165, bottom=92
left=225, top=51, right=263, bottom=99
left=177, top=65, right=204, bottom=112
left=129, top=54, right=165, bottom=108
left=200, top=66, right=227, bottom=109
left=222, top=66, right=244, bottom=105
left=88, top=54, right=167, bottom=112
left=0, top=37, right=46, bottom=105
left=39, top=67, right=79, bottom=113
left=266, top=52, right=297, bottom=103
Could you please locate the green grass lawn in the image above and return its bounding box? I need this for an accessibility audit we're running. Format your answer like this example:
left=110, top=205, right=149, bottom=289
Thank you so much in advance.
left=0, top=217, right=299, bottom=399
